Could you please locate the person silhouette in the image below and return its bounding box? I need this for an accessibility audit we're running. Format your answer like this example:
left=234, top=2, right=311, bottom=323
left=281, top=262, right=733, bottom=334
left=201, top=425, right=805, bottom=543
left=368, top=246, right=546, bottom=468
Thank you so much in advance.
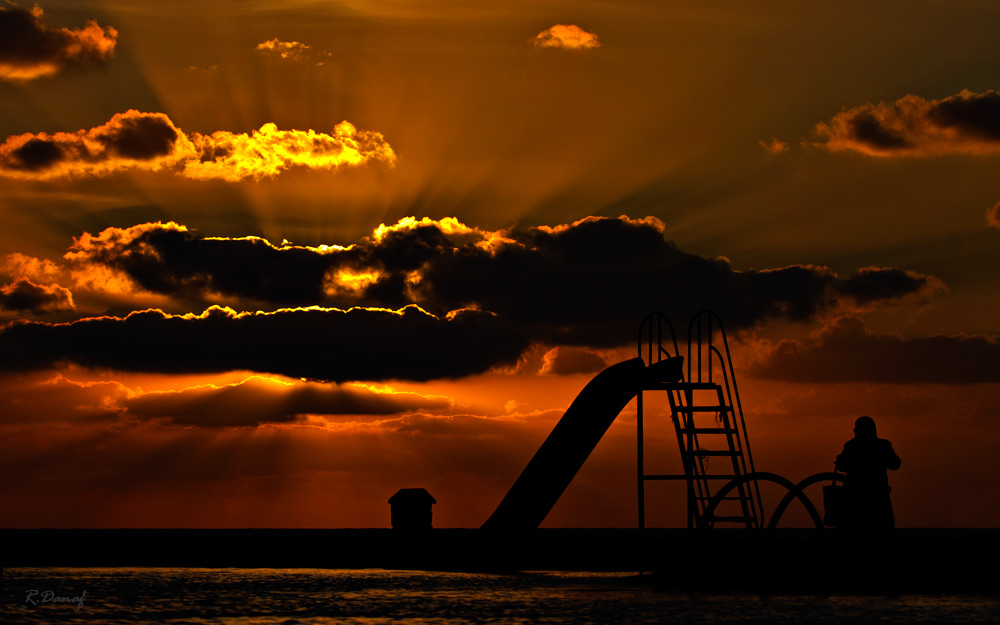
left=835, top=416, right=901, bottom=547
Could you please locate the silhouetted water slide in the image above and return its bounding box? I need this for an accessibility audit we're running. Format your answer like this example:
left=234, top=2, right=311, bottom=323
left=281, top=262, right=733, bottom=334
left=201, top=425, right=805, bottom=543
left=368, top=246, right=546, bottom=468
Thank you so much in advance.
left=481, top=358, right=648, bottom=538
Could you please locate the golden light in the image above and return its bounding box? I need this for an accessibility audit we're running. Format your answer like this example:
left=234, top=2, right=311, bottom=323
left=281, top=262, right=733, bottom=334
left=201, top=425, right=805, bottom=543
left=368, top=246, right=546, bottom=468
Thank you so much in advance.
left=184, top=121, right=396, bottom=181
left=325, top=268, right=382, bottom=296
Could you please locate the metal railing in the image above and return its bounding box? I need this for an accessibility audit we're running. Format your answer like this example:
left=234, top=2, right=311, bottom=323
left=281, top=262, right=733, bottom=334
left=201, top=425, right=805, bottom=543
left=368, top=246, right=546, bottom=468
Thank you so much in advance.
left=635, top=311, right=764, bottom=534
left=687, top=310, right=763, bottom=528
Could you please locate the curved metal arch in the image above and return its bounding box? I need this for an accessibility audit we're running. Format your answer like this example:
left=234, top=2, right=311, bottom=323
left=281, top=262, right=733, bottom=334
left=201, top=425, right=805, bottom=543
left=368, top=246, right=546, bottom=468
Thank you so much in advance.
left=702, top=472, right=827, bottom=537
left=766, top=472, right=845, bottom=534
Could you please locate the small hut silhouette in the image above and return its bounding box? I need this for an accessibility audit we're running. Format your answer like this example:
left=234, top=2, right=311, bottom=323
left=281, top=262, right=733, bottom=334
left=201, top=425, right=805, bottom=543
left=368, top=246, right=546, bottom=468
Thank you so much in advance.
left=388, top=488, right=436, bottom=532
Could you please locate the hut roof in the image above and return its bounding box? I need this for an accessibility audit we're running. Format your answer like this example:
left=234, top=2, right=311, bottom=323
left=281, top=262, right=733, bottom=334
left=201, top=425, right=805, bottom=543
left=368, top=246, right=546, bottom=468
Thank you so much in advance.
left=388, top=488, right=436, bottom=504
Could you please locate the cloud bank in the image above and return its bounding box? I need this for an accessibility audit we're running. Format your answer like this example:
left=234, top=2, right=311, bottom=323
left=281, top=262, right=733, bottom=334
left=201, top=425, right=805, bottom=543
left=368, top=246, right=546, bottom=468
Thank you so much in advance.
left=0, top=110, right=395, bottom=181
left=751, top=316, right=1000, bottom=384
left=0, top=305, right=528, bottom=382
left=813, top=89, right=1000, bottom=157
left=63, top=216, right=942, bottom=347
left=0, top=3, right=117, bottom=81
left=530, top=24, right=601, bottom=50
left=0, top=216, right=946, bottom=381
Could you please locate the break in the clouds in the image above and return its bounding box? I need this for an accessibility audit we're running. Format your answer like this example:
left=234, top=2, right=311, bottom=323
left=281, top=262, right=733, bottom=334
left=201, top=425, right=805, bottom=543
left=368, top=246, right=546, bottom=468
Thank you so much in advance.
left=538, top=346, right=607, bottom=376
left=255, top=38, right=331, bottom=65
left=0, top=110, right=395, bottom=181
left=0, top=374, right=129, bottom=425
left=813, top=89, right=1000, bottom=156
left=0, top=2, right=117, bottom=81
left=0, top=403, right=552, bottom=527
left=530, top=24, right=600, bottom=50
left=125, top=377, right=452, bottom=427
left=0, top=373, right=451, bottom=427
left=0, top=278, right=73, bottom=314
left=62, top=216, right=941, bottom=347
left=0, top=305, right=528, bottom=382
left=752, top=316, right=1000, bottom=384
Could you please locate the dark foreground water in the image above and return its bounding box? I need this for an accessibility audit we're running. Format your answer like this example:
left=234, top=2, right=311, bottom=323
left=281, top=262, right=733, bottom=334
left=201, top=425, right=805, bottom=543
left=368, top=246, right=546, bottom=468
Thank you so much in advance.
left=3, top=567, right=998, bottom=624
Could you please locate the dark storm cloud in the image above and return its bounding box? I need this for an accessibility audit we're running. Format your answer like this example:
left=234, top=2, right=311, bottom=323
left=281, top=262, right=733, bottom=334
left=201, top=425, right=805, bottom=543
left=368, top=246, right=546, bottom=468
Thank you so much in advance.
left=833, top=267, right=942, bottom=306
left=364, top=217, right=939, bottom=345
left=752, top=316, right=1000, bottom=384
left=814, top=89, right=1000, bottom=156
left=846, top=113, right=910, bottom=150
left=0, top=278, right=74, bottom=314
left=65, top=222, right=336, bottom=306
left=0, top=111, right=185, bottom=178
left=10, top=137, right=63, bottom=169
left=65, top=216, right=940, bottom=346
left=931, top=90, right=1000, bottom=139
left=94, top=113, right=179, bottom=160
left=0, top=3, right=117, bottom=81
left=124, top=377, right=453, bottom=427
left=0, top=305, right=528, bottom=381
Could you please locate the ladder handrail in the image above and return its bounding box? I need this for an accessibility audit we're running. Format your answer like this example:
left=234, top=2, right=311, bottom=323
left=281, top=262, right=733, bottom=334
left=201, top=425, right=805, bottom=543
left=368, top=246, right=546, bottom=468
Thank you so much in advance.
left=637, top=312, right=681, bottom=365
left=637, top=312, right=686, bottom=533
left=687, top=310, right=764, bottom=527
left=636, top=310, right=765, bottom=534
left=707, top=344, right=759, bottom=528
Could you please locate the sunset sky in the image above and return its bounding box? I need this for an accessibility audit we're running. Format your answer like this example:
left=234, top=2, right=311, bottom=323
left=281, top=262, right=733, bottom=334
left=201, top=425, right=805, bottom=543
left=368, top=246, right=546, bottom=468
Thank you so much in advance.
left=2, top=0, right=999, bottom=529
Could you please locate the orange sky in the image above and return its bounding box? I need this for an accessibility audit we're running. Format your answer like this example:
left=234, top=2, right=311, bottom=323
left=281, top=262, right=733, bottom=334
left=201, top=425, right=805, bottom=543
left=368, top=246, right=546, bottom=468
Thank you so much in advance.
left=1, top=1, right=999, bottom=529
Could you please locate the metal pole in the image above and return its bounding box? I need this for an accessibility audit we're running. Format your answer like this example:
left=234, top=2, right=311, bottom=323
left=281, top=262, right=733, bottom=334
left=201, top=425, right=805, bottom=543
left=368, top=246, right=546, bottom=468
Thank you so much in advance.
left=637, top=390, right=645, bottom=537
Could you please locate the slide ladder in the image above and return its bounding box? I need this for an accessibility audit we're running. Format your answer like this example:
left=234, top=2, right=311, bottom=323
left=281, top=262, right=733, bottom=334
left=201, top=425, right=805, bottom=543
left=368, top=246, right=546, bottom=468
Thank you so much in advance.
left=483, top=310, right=764, bottom=539
left=638, top=311, right=763, bottom=532
left=669, top=381, right=757, bottom=529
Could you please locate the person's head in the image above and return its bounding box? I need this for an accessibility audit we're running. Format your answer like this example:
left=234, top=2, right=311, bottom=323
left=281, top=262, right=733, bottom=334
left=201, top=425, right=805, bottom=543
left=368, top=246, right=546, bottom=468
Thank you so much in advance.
left=854, top=416, right=877, bottom=439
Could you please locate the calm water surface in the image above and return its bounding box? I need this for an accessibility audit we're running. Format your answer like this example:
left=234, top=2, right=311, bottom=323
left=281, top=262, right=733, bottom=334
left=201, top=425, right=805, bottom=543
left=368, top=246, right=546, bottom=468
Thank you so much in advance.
left=2, top=567, right=997, bottom=624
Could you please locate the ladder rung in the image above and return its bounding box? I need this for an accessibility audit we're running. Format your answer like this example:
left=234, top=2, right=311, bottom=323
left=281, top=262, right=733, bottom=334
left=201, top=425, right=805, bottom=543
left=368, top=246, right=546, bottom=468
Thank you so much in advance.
left=675, top=405, right=731, bottom=413
left=683, top=450, right=739, bottom=457
left=678, top=427, right=737, bottom=435
left=645, top=382, right=720, bottom=391
left=641, top=474, right=740, bottom=480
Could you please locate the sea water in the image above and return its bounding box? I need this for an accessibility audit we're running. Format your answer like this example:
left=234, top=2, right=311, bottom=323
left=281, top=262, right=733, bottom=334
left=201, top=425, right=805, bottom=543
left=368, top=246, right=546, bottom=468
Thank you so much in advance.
left=2, top=567, right=997, bottom=624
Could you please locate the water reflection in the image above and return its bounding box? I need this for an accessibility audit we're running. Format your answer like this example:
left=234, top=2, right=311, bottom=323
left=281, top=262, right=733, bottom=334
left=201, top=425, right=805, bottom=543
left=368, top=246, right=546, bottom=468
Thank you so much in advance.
left=2, top=568, right=997, bottom=624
